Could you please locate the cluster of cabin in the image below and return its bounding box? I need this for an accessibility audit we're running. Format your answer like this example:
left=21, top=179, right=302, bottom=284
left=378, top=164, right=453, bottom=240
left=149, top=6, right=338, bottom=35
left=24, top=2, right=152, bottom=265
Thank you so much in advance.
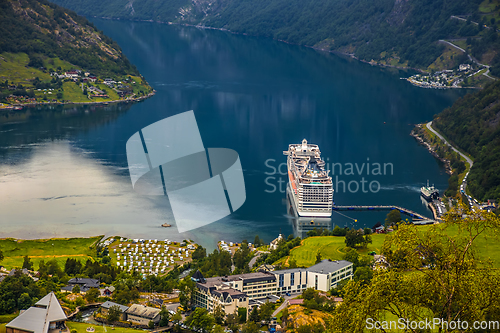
left=109, top=238, right=194, bottom=276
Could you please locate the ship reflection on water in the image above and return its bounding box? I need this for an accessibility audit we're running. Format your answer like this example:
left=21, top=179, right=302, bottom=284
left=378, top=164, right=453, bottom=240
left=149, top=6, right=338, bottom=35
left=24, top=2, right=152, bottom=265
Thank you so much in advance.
left=286, top=186, right=333, bottom=238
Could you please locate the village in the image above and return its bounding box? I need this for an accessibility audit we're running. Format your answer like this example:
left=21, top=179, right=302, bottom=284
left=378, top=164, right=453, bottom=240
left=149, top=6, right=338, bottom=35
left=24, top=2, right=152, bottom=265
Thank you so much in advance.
left=0, top=231, right=363, bottom=333
left=1, top=68, right=153, bottom=108
left=406, top=63, right=483, bottom=88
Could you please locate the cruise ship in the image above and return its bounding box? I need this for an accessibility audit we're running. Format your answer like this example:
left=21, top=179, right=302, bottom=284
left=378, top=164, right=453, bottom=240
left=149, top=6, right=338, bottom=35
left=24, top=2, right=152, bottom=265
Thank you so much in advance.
left=284, top=139, right=333, bottom=217
left=421, top=180, right=439, bottom=202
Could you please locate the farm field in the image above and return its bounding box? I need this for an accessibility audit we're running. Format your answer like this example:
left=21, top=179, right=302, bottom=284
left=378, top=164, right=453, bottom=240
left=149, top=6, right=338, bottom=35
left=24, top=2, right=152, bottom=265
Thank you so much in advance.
left=0, top=236, right=101, bottom=270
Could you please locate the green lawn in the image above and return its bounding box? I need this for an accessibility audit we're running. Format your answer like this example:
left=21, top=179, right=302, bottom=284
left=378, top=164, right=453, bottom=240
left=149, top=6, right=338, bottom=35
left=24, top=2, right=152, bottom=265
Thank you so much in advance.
left=0, top=313, right=17, bottom=324
left=479, top=0, right=499, bottom=13
left=0, top=52, right=50, bottom=86
left=67, top=322, right=144, bottom=333
left=0, top=236, right=101, bottom=270
left=61, top=81, right=92, bottom=103
left=0, top=323, right=5, bottom=333
left=286, top=223, right=500, bottom=268
left=286, top=234, right=386, bottom=267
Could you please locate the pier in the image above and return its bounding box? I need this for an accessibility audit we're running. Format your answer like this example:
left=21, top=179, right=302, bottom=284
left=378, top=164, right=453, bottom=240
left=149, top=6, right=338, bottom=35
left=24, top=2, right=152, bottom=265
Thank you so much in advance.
left=333, top=205, right=436, bottom=224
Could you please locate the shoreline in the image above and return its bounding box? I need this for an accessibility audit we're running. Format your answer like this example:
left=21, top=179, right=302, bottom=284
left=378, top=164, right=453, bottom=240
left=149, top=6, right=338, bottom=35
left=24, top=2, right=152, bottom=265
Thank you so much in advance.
left=0, top=90, right=156, bottom=111
left=410, top=124, right=453, bottom=175
left=93, top=17, right=428, bottom=74
left=91, top=17, right=492, bottom=89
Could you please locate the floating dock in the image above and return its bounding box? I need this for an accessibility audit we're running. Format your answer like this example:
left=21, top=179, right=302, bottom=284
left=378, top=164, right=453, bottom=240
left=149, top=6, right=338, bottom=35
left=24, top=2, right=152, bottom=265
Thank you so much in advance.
left=333, top=205, right=435, bottom=224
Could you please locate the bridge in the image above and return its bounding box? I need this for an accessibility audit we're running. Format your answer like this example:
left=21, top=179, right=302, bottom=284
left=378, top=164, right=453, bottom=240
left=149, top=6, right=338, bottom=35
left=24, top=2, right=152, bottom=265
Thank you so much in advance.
left=333, top=205, right=436, bottom=224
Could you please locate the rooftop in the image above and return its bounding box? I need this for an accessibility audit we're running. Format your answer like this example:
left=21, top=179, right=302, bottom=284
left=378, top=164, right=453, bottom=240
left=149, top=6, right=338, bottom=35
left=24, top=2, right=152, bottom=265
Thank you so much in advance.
left=125, top=304, right=160, bottom=319
left=272, top=267, right=307, bottom=275
left=307, top=259, right=352, bottom=274
left=212, top=288, right=246, bottom=300
left=67, top=277, right=99, bottom=287
left=7, top=292, right=67, bottom=333
left=101, top=301, right=129, bottom=312
left=198, top=272, right=276, bottom=289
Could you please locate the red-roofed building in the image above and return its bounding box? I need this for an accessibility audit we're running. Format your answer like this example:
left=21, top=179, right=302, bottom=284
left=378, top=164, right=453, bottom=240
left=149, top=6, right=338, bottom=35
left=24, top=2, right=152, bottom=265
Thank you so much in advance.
left=288, top=299, right=304, bottom=305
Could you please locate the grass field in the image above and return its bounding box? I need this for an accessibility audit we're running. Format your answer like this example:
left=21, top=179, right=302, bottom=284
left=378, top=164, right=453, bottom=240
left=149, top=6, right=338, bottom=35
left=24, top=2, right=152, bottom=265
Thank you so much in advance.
left=286, top=234, right=386, bottom=267
left=61, top=82, right=91, bottom=103
left=0, top=52, right=50, bottom=86
left=479, top=0, right=500, bottom=13
left=0, top=236, right=101, bottom=270
left=285, top=222, right=500, bottom=268
left=0, top=313, right=17, bottom=324
left=0, top=323, right=5, bottom=333
left=67, top=322, right=145, bottom=333
left=428, top=44, right=464, bottom=71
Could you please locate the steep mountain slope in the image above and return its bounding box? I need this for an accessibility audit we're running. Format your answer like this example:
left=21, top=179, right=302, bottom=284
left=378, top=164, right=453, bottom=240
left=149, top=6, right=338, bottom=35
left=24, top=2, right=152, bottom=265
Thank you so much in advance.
left=0, top=0, right=152, bottom=105
left=0, top=0, right=138, bottom=76
left=49, top=0, right=500, bottom=71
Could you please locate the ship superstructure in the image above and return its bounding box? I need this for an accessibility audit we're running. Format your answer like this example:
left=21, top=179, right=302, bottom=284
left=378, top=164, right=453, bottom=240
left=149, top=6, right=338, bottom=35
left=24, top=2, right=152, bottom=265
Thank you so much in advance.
left=420, top=180, right=439, bottom=202
left=284, top=139, right=333, bottom=217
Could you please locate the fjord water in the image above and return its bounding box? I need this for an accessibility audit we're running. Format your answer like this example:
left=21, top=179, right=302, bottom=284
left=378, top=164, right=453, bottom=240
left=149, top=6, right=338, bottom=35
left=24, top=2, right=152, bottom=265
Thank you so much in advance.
left=0, top=19, right=466, bottom=248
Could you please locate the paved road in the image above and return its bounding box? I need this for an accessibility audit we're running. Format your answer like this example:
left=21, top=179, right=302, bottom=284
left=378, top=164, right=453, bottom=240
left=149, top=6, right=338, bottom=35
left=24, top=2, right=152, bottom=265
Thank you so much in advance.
left=248, top=253, right=261, bottom=268
left=248, top=251, right=269, bottom=268
left=437, top=40, right=496, bottom=80
left=426, top=121, right=473, bottom=167
left=426, top=122, right=479, bottom=209
left=164, top=302, right=180, bottom=312
left=271, top=294, right=297, bottom=317
left=439, top=39, right=466, bottom=53
left=450, top=15, right=499, bottom=32
left=272, top=300, right=289, bottom=317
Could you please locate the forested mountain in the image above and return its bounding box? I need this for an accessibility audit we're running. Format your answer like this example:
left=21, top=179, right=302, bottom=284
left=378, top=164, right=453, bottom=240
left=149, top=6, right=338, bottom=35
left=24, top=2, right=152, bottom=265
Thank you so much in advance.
left=50, top=0, right=500, bottom=72
left=0, top=0, right=138, bottom=76
left=434, top=80, right=500, bottom=202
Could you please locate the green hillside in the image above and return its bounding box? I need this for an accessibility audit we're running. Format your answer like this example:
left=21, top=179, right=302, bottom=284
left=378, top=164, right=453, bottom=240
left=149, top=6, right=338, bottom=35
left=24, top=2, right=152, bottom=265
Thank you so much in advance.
left=434, top=80, right=500, bottom=202
left=0, top=0, right=152, bottom=105
left=49, top=0, right=500, bottom=75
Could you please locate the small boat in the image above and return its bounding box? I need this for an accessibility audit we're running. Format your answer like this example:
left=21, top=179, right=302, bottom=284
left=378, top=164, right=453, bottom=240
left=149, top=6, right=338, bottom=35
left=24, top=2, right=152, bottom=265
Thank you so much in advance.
left=161, top=223, right=172, bottom=228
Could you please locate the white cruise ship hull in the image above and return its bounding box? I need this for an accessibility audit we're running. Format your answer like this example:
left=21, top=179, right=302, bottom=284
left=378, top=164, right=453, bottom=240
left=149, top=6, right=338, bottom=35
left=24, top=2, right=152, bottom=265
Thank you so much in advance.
left=288, top=182, right=332, bottom=217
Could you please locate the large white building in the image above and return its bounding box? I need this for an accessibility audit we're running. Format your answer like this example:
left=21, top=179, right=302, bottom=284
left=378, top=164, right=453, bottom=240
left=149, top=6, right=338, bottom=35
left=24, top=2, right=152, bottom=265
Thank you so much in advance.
left=271, top=259, right=353, bottom=294
left=193, top=259, right=353, bottom=314
left=303, top=259, right=353, bottom=291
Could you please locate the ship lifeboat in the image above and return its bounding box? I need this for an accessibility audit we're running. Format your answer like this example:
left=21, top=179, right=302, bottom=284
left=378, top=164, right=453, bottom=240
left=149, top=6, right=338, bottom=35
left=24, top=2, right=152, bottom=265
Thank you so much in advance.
left=288, top=171, right=298, bottom=194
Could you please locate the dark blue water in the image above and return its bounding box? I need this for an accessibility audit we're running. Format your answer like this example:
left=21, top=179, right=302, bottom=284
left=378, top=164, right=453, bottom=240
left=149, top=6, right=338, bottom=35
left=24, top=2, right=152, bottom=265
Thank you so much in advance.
left=0, top=20, right=466, bottom=249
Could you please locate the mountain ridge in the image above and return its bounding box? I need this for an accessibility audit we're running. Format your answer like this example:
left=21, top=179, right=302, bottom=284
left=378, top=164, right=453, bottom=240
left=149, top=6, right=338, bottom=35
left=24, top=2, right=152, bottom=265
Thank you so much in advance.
left=48, top=0, right=500, bottom=76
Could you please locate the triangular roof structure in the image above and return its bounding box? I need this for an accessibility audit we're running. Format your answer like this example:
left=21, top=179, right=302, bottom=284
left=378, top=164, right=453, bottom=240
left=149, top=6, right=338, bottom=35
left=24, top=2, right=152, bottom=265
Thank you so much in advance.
left=6, top=292, right=67, bottom=333
left=191, top=270, right=206, bottom=283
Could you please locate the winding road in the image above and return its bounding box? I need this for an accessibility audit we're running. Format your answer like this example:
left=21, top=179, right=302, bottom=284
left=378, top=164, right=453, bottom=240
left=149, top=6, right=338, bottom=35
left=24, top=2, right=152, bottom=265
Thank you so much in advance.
left=426, top=122, right=478, bottom=208
left=437, top=40, right=496, bottom=80
left=426, top=121, right=473, bottom=167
